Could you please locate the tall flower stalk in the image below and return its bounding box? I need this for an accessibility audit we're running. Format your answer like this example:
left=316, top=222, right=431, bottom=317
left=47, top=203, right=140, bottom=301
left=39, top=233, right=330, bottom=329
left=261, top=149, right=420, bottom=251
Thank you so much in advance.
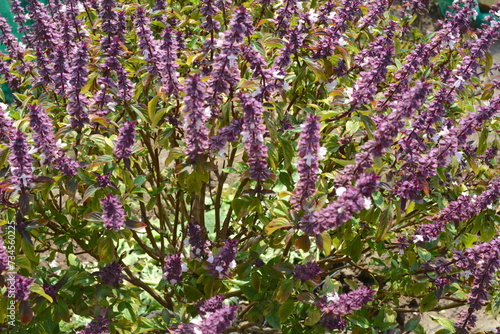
left=239, top=92, right=270, bottom=184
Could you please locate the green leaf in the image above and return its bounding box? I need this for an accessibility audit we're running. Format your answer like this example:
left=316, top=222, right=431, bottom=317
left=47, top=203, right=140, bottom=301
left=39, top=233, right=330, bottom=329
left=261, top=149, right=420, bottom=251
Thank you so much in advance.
left=84, top=212, right=103, bottom=222
left=295, top=235, right=310, bottom=252
left=276, top=279, right=294, bottom=303
left=346, top=314, right=370, bottom=328
left=296, top=292, right=317, bottom=304
left=303, top=57, right=327, bottom=82
left=322, top=277, right=339, bottom=295
left=462, top=233, right=478, bottom=248
left=429, top=315, right=455, bottom=331
left=305, top=309, right=321, bottom=326
left=321, top=231, right=332, bottom=256
left=266, top=308, right=281, bottom=329
left=265, top=217, right=293, bottom=235
left=147, top=95, right=159, bottom=123
left=278, top=300, right=295, bottom=323
left=82, top=185, right=98, bottom=203
left=345, top=236, right=363, bottom=262
left=21, top=239, right=38, bottom=263
left=404, top=316, right=421, bottom=332
left=183, top=285, right=203, bottom=302
left=133, top=175, right=148, bottom=187
left=279, top=137, right=294, bottom=169
left=241, top=285, right=259, bottom=301
left=420, top=292, right=438, bottom=312
left=485, top=52, right=493, bottom=74
left=417, top=248, right=432, bottom=262
left=476, top=127, right=489, bottom=155
left=30, top=283, right=53, bottom=303
left=98, top=237, right=114, bottom=264
left=15, top=255, right=31, bottom=270
left=376, top=204, right=394, bottom=242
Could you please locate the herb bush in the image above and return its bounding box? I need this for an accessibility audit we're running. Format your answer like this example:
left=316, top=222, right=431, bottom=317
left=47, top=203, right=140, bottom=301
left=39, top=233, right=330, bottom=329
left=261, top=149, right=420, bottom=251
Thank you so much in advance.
left=0, top=0, right=499, bottom=333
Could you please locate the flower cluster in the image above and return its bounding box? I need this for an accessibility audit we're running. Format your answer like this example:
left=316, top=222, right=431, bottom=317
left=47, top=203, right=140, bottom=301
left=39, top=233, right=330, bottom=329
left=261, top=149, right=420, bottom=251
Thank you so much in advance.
left=163, top=253, right=187, bottom=284
left=414, top=177, right=500, bottom=242
left=14, top=274, right=35, bottom=301
left=208, top=239, right=238, bottom=279
left=200, top=0, right=221, bottom=51
left=274, top=0, right=298, bottom=36
left=100, top=194, right=125, bottom=231
left=348, top=21, right=396, bottom=107
left=0, top=104, right=14, bottom=143
left=317, top=286, right=375, bottom=331
left=134, top=7, right=162, bottom=76
left=209, top=118, right=243, bottom=155
left=174, top=302, right=238, bottom=334
left=183, top=74, right=209, bottom=161
left=28, top=104, right=79, bottom=176
left=9, top=130, right=34, bottom=196
left=0, top=16, right=25, bottom=60
left=159, top=27, right=181, bottom=96
left=300, top=175, right=377, bottom=235
left=114, top=121, right=137, bottom=159
left=453, top=238, right=500, bottom=331
left=315, top=0, right=361, bottom=58
left=186, top=222, right=209, bottom=259
left=77, top=316, right=110, bottom=334
left=197, top=295, right=225, bottom=315
left=67, top=40, right=90, bottom=128
left=0, top=238, right=9, bottom=272
left=239, top=93, right=270, bottom=183
left=97, top=262, right=125, bottom=287
left=206, top=6, right=253, bottom=109
left=293, top=261, right=323, bottom=283
left=291, top=114, right=323, bottom=210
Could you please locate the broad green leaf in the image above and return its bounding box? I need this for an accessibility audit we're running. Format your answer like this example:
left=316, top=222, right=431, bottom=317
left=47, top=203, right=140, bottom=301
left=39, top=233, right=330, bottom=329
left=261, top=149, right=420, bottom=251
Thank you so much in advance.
left=420, top=292, right=438, bottom=312
left=265, top=217, right=293, bottom=235
left=276, top=279, right=294, bottom=303
left=278, top=300, right=295, bottom=323
left=98, top=237, right=114, bottom=264
left=305, top=309, right=321, bottom=326
left=30, top=283, right=53, bottom=303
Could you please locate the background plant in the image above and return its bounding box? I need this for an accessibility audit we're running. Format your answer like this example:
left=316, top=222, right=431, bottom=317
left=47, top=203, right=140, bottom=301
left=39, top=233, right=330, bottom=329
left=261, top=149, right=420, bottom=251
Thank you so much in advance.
left=0, top=0, right=499, bottom=333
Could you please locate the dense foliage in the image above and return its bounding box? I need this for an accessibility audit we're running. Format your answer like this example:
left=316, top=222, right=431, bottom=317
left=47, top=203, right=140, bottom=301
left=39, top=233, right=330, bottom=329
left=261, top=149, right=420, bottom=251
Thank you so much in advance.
left=0, top=0, right=499, bottom=333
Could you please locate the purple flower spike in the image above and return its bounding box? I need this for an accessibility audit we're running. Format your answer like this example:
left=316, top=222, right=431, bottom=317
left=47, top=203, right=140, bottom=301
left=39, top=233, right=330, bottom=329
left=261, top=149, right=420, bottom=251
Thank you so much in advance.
left=77, top=316, right=110, bottom=334
left=186, top=222, right=209, bottom=259
left=293, top=261, right=323, bottom=283
left=183, top=74, right=209, bottom=161
left=291, top=114, right=322, bottom=210
left=29, top=104, right=79, bottom=176
left=114, top=121, right=137, bottom=159
left=163, top=253, right=186, bottom=284
left=9, top=130, right=34, bottom=196
left=197, top=295, right=225, bottom=315
left=134, top=7, right=161, bottom=76
left=0, top=16, right=25, bottom=60
left=0, top=104, right=14, bottom=143
left=100, top=194, right=125, bottom=231
left=0, top=238, right=9, bottom=272
left=159, top=27, right=181, bottom=96
left=318, top=286, right=375, bottom=331
left=14, top=274, right=35, bottom=301
left=67, top=41, right=90, bottom=128
left=98, top=262, right=124, bottom=287
left=239, top=93, right=270, bottom=183
left=171, top=323, right=197, bottom=334
left=198, top=304, right=239, bottom=334
left=208, top=239, right=238, bottom=279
